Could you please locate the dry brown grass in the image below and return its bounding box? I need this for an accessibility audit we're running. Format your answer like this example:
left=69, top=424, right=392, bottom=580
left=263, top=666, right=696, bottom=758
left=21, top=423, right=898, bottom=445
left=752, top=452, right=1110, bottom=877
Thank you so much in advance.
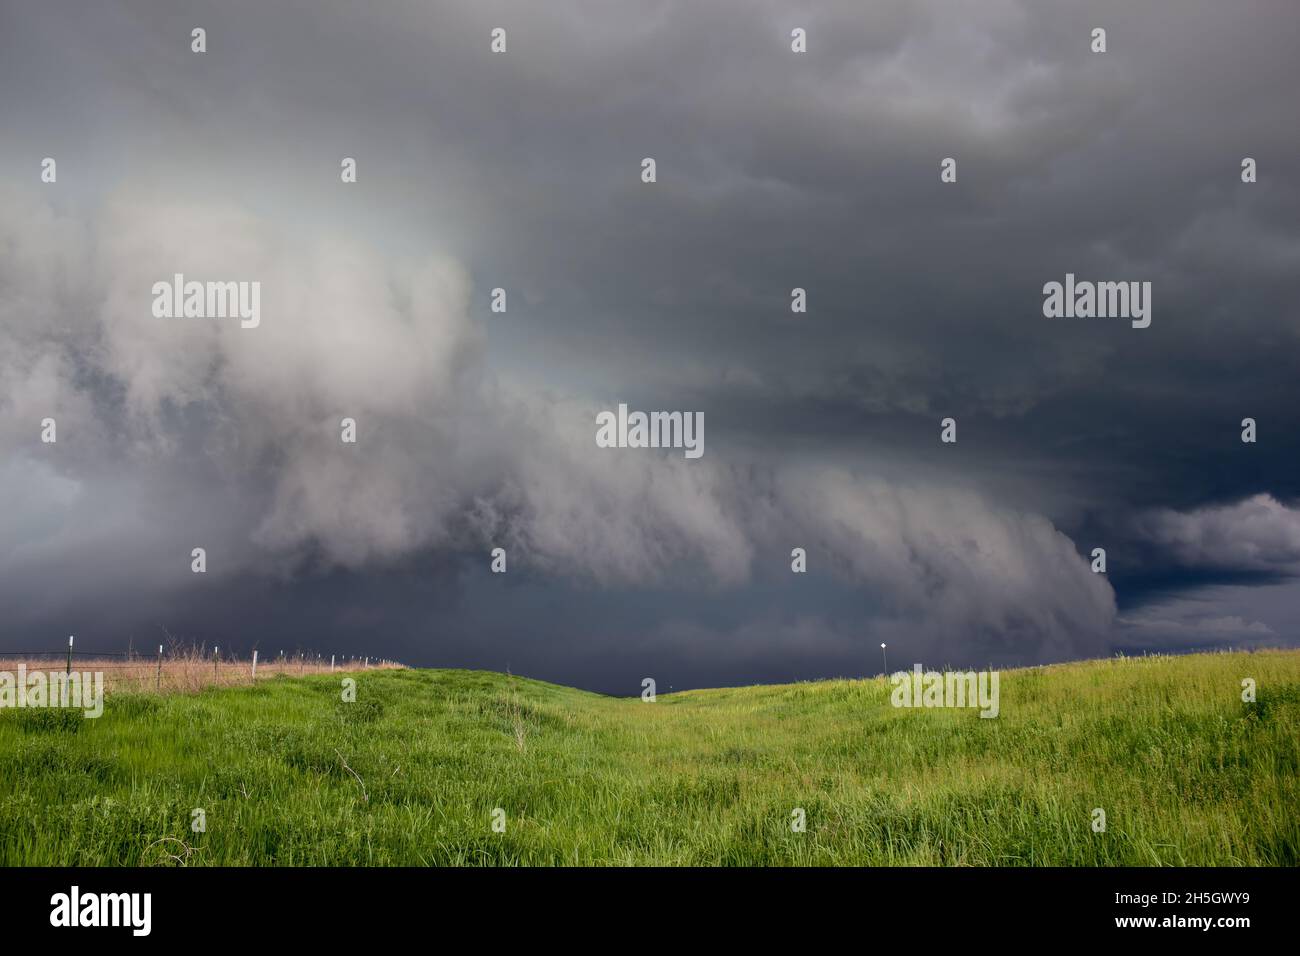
left=1, top=646, right=401, bottom=696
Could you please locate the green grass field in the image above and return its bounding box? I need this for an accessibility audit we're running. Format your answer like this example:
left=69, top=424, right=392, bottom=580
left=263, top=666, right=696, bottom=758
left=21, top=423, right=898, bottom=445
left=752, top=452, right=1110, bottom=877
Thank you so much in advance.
left=1, top=650, right=1297, bottom=866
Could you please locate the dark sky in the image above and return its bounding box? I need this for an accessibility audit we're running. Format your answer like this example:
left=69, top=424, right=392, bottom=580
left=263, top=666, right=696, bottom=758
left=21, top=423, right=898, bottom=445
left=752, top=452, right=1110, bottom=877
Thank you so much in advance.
left=2, top=0, right=1298, bottom=693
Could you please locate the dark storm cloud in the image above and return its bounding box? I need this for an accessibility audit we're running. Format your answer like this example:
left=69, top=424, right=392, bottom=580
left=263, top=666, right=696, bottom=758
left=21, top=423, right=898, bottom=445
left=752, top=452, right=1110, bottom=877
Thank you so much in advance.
left=1, top=0, right=1298, bottom=688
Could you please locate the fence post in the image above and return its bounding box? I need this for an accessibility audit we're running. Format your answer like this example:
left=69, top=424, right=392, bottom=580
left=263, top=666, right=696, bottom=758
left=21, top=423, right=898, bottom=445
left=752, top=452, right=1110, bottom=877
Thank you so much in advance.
left=214, top=645, right=220, bottom=678
left=66, top=635, right=73, bottom=675
left=252, top=650, right=258, bottom=680
left=157, top=644, right=163, bottom=692
left=331, top=654, right=335, bottom=673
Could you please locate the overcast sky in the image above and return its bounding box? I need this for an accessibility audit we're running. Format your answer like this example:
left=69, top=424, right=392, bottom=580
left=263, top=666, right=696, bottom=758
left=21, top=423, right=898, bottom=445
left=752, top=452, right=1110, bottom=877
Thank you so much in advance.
left=1, top=0, right=1298, bottom=693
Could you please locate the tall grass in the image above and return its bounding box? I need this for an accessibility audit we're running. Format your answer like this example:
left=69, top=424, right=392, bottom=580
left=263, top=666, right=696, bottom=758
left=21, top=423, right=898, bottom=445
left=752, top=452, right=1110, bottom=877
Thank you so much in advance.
left=0, top=649, right=1295, bottom=866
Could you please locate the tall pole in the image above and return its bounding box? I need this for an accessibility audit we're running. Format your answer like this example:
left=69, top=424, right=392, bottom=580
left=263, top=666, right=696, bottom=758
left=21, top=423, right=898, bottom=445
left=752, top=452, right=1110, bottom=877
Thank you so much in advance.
left=880, top=643, right=888, bottom=676
left=67, top=635, right=73, bottom=675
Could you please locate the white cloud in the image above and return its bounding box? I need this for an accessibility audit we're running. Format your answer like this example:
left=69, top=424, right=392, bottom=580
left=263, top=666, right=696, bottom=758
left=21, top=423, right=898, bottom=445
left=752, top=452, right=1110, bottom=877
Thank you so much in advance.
left=1134, top=494, right=1300, bottom=572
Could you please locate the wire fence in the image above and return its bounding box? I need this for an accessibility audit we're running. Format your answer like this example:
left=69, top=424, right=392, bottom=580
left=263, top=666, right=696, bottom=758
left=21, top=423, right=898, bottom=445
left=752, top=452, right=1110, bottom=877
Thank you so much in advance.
left=0, top=640, right=399, bottom=694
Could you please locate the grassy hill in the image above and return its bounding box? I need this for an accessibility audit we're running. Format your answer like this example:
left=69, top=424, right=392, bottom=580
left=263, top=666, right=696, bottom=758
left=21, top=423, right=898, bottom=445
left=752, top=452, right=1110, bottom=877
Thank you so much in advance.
left=1, top=650, right=1297, bottom=865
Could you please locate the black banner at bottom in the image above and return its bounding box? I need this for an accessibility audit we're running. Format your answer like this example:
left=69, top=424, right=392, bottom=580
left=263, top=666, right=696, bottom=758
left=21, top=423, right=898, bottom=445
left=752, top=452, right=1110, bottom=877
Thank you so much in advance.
left=0, top=865, right=1287, bottom=942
